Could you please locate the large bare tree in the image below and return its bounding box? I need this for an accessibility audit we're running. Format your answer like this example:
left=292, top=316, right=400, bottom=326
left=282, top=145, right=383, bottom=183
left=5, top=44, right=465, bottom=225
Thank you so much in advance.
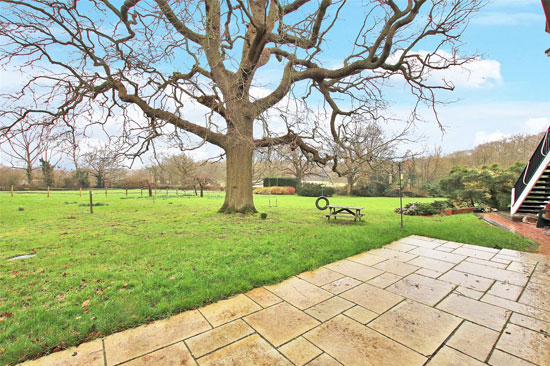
left=0, top=0, right=483, bottom=212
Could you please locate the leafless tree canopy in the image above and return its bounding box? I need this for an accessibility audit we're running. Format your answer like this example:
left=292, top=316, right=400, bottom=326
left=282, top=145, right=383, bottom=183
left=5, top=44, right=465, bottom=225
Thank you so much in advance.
left=0, top=0, right=484, bottom=212
left=1, top=123, right=60, bottom=184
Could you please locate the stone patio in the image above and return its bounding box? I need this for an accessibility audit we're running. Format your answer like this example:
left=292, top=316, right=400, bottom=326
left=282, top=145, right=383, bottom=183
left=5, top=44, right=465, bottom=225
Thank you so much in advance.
left=20, top=236, right=550, bottom=366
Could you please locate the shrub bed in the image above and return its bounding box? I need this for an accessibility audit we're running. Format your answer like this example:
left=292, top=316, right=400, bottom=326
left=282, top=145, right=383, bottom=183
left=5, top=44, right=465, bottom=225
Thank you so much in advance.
left=253, top=186, right=296, bottom=195
left=395, top=200, right=454, bottom=216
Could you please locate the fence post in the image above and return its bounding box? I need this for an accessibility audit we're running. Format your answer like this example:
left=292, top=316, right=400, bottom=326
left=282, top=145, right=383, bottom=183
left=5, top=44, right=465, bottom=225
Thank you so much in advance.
left=89, top=190, right=94, bottom=214
left=47, top=186, right=50, bottom=198
left=105, top=187, right=107, bottom=197
left=126, top=189, right=128, bottom=197
left=80, top=187, right=82, bottom=197
left=11, top=185, right=14, bottom=197
left=141, top=188, right=143, bottom=197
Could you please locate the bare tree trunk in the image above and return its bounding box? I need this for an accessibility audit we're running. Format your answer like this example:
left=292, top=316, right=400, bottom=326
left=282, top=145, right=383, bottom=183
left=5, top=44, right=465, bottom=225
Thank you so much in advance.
left=219, top=142, right=257, bottom=214
left=346, top=175, right=354, bottom=196
left=26, top=164, right=33, bottom=185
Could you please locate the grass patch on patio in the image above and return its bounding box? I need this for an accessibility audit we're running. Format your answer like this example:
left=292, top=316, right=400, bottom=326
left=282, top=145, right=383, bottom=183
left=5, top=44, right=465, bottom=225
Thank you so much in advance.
left=0, top=190, right=535, bottom=365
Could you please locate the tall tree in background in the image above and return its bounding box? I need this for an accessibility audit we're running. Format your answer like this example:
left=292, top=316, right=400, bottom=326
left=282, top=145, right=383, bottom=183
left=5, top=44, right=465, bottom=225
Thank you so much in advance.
left=83, top=145, right=122, bottom=188
left=39, top=158, right=54, bottom=187
left=0, top=0, right=483, bottom=212
left=332, top=117, right=411, bottom=195
left=1, top=124, right=59, bottom=185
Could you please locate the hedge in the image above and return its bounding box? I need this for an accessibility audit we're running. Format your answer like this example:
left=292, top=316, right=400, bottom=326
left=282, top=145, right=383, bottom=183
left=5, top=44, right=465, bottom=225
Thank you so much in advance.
left=263, top=177, right=300, bottom=188
left=253, top=186, right=296, bottom=195
left=296, top=183, right=334, bottom=197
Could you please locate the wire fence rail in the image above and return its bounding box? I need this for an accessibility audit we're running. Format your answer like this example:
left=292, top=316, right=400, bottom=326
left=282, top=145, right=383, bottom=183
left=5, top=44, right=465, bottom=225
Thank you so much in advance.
left=0, top=186, right=225, bottom=198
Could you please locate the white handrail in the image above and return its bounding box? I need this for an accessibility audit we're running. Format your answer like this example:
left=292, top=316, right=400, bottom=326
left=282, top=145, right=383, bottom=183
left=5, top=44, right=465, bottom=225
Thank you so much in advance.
left=541, top=127, right=550, bottom=156
left=522, top=162, right=530, bottom=185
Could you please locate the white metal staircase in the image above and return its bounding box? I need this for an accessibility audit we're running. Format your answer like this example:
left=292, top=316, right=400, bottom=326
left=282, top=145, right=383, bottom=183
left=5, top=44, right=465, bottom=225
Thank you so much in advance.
left=511, top=125, right=550, bottom=215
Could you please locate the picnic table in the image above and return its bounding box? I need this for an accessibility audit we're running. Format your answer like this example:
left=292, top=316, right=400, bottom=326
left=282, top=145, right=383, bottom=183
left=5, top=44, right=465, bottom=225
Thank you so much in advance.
left=326, top=205, right=364, bottom=222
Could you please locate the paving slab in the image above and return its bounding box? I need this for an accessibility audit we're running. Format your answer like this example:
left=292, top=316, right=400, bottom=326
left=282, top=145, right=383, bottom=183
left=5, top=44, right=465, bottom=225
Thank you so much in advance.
left=452, top=247, right=495, bottom=260
left=518, top=281, right=550, bottom=310
left=438, top=270, right=494, bottom=292
left=496, top=323, right=550, bottom=365
left=446, top=321, right=499, bottom=362
left=306, top=354, right=342, bottom=366
left=340, top=283, right=404, bottom=314
left=199, top=294, right=261, bottom=327
left=305, top=296, right=354, bottom=322
left=488, top=349, right=537, bottom=366
left=487, top=281, right=523, bottom=301
left=104, top=310, right=211, bottom=365
left=366, top=272, right=402, bottom=288
left=407, top=256, right=456, bottom=273
left=197, top=334, right=292, bottom=366
left=245, top=287, right=283, bottom=308
left=367, top=247, right=418, bottom=262
left=124, top=342, right=197, bottom=366
left=18, top=339, right=104, bottom=366
left=346, top=252, right=387, bottom=266
left=185, top=319, right=254, bottom=358
left=278, top=337, right=322, bottom=366
left=244, top=302, right=319, bottom=347
left=245, top=287, right=282, bottom=307
left=427, top=346, right=486, bottom=366
left=453, top=261, right=530, bottom=287
left=343, top=305, right=378, bottom=324
left=453, top=286, right=484, bottom=300
left=324, top=260, right=383, bottom=282
left=369, top=300, right=461, bottom=356
left=266, top=277, right=332, bottom=310
left=437, top=293, right=510, bottom=331
left=321, top=277, right=361, bottom=294
left=304, top=315, right=426, bottom=366
left=298, top=267, right=345, bottom=287
left=481, top=294, right=550, bottom=322
left=386, top=273, right=455, bottom=306
left=373, top=258, right=419, bottom=276
left=509, top=312, right=550, bottom=334
left=408, top=247, right=466, bottom=263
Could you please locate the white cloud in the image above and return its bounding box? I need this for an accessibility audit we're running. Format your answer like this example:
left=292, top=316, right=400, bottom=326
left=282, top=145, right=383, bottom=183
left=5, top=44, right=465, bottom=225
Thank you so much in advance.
left=524, top=117, right=550, bottom=134
left=389, top=100, right=550, bottom=154
left=389, top=50, right=502, bottom=89
left=429, top=57, right=502, bottom=89
left=471, top=12, right=544, bottom=26
left=474, top=131, right=512, bottom=145
left=487, top=0, right=541, bottom=8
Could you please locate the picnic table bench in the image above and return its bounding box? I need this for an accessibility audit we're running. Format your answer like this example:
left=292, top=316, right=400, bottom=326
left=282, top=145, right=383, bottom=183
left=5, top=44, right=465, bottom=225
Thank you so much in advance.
left=326, top=205, right=364, bottom=222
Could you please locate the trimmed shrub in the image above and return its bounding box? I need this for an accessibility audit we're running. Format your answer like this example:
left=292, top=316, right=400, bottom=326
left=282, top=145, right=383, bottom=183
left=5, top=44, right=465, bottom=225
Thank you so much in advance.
left=263, top=177, right=300, bottom=188
left=296, top=183, right=334, bottom=197
left=253, top=186, right=296, bottom=195
left=260, top=213, right=268, bottom=220
left=395, top=200, right=454, bottom=216
left=383, top=187, right=400, bottom=197
left=352, top=182, right=388, bottom=197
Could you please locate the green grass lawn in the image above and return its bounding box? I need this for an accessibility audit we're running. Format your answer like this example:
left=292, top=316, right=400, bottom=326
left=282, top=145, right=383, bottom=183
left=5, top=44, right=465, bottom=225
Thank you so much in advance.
left=0, top=190, right=536, bottom=364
